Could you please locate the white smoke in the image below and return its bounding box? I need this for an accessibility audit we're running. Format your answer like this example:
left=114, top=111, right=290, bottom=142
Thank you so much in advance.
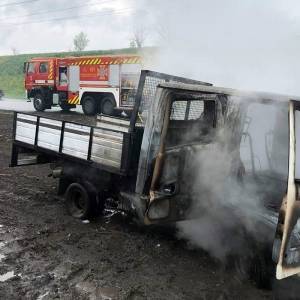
left=139, top=0, right=300, bottom=95
left=175, top=98, right=288, bottom=262
left=132, top=0, right=296, bottom=263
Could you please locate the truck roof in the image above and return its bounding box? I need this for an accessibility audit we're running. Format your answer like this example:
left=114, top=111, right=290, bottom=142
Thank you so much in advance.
left=30, top=54, right=140, bottom=61
left=30, top=57, right=57, bottom=61
left=158, top=81, right=300, bottom=103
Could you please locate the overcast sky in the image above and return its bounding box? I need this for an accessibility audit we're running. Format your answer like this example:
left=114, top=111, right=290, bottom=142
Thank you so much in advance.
left=0, top=0, right=140, bottom=54
left=1, top=0, right=300, bottom=94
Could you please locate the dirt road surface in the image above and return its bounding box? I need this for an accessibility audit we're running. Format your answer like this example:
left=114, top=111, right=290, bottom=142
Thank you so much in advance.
left=0, top=109, right=296, bottom=299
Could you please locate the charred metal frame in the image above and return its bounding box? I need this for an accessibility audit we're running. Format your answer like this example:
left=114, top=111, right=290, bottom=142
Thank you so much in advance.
left=274, top=100, right=300, bottom=279
left=129, top=70, right=212, bottom=132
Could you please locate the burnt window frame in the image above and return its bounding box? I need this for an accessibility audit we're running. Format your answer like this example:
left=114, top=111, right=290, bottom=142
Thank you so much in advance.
left=169, top=96, right=217, bottom=127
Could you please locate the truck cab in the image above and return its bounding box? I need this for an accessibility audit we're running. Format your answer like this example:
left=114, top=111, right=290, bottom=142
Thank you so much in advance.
left=24, top=58, right=56, bottom=110
left=139, top=82, right=300, bottom=282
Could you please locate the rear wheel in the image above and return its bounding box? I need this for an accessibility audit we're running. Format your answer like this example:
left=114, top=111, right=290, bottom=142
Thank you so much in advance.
left=101, top=96, right=116, bottom=116
left=65, top=182, right=104, bottom=219
left=65, top=183, right=93, bottom=219
left=82, top=96, right=97, bottom=116
left=33, top=93, right=46, bottom=111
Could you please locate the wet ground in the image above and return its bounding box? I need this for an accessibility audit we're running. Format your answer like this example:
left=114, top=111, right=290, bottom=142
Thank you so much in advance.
left=0, top=98, right=42, bottom=112
left=0, top=105, right=296, bottom=299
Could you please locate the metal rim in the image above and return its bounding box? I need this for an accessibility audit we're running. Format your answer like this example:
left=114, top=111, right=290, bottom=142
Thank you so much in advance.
left=34, top=97, right=43, bottom=110
left=66, top=184, right=90, bottom=219
left=72, top=189, right=86, bottom=213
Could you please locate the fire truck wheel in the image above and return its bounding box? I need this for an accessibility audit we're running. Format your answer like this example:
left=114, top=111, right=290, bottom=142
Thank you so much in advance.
left=59, top=102, right=72, bottom=111
left=65, top=183, right=93, bottom=219
left=82, top=96, right=97, bottom=116
left=33, top=93, right=46, bottom=111
left=101, top=96, right=116, bottom=116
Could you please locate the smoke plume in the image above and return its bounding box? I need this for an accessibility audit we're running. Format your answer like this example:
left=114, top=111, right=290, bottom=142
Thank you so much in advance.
left=175, top=98, right=289, bottom=262
left=140, top=0, right=300, bottom=95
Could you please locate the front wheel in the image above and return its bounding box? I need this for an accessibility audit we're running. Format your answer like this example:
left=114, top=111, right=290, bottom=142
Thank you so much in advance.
left=65, top=182, right=104, bottom=219
left=59, top=102, right=72, bottom=112
left=33, top=93, right=46, bottom=111
left=65, top=183, right=93, bottom=219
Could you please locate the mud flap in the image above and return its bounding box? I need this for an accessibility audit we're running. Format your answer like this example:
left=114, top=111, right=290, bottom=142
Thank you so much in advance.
left=273, top=101, right=300, bottom=279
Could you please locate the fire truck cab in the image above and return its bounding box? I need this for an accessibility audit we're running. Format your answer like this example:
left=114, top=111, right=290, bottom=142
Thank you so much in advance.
left=24, top=55, right=142, bottom=116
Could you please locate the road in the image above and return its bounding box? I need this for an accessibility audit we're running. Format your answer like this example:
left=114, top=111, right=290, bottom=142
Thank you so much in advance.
left=0, top=98, right=83, bottom=113
left=0, top=98, right=36, bottom=112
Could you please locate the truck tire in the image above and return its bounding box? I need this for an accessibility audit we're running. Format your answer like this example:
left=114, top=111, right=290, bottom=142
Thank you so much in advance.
left=82, top=96, right=97, bottom=116
left=250, top=250, right=275, bottom=289
left=59, top=102, right=72, bottom=111
left=101, top=96, right=116, bottom=116
left=33, top=93, right=46, bottom=111
left=65, top=183, right=93, bottom=219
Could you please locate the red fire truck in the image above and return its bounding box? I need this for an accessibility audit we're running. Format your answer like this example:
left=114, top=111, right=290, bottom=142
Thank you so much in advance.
left=24, top=54, right=142, bottom=115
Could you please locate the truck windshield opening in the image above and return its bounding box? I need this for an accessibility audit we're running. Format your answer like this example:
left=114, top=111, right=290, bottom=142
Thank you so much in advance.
left=166, top=99, right=216, bottom=148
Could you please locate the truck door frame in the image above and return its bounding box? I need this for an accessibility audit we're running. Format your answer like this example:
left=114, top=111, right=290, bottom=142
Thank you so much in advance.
left=273, top=100, right=300, bottom=279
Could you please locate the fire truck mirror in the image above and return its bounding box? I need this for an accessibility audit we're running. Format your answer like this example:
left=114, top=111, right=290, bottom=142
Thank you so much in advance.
left=23, top=62, right=27, bottom=74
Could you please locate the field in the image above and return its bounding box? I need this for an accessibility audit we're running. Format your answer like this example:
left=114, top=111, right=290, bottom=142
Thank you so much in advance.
left=0, top=47, right=142, bottom=99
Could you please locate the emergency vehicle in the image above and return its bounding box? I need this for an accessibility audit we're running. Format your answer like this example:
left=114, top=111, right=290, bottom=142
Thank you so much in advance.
left=24, top=54, right=142, bottom=115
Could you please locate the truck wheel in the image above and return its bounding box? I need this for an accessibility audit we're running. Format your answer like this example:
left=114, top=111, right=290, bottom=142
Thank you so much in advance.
left=33, top=93, right=46, bottom=111
left=82, top=96, right=97, bottom=116
left=59, top=102, right=72, bottom=111
left=101, top=96, right=116, bottom=116
left=65, top=183, right=93, bottom=219
left=250, top=251, right=275, bottom=289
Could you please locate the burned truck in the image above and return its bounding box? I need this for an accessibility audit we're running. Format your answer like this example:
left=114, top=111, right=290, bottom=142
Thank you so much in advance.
left=10, top=70, right=300, bottom=284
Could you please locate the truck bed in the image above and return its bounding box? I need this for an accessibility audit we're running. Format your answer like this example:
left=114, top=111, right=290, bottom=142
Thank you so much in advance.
left=11, top=112, right=131, bottom=174
left=26, top=110, right=98, bottom=127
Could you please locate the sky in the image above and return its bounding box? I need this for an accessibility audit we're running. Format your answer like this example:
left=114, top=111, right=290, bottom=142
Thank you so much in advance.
left=1, top=0, right=300, bottom=94
left=0, top=0, right=138, bottom=54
